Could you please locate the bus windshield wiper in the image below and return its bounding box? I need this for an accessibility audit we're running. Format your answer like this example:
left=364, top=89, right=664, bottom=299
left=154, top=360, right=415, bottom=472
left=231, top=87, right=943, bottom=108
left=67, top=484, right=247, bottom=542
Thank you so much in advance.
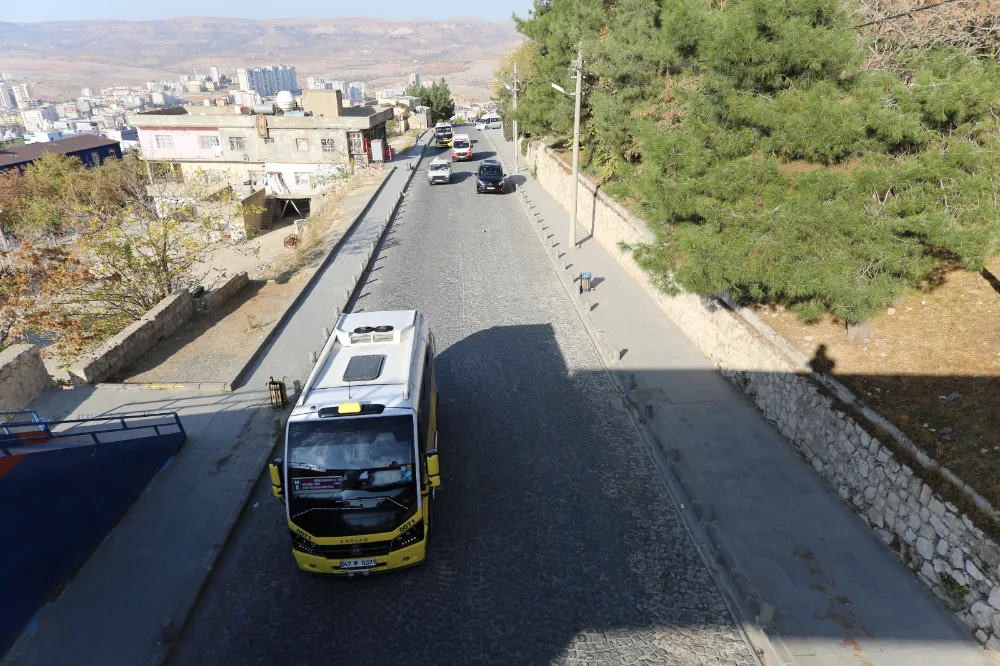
left=288, top=462, right=331, bottom=472
left=342, top=495, right=409, bottom=511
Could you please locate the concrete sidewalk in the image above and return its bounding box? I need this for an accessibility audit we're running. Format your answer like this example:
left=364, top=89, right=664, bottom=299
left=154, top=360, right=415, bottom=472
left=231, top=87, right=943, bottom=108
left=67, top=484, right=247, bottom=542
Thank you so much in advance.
left=486, top=130, right=992, bottom=666
left=1, top=141, right=428, bottom=666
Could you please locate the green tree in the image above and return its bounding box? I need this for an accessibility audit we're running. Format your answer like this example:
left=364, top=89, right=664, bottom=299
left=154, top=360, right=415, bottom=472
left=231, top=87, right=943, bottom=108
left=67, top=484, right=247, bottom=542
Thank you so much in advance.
left=511, top=0, right=1000, bottom=323
left=406, top=78, right=456, bottom=123
left=0, top=153, right=259, bottom=357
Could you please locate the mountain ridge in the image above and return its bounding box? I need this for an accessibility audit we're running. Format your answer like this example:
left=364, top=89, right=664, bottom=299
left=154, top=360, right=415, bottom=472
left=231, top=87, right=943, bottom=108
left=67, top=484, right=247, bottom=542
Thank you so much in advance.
left=0, top=16, right=522, bottom=103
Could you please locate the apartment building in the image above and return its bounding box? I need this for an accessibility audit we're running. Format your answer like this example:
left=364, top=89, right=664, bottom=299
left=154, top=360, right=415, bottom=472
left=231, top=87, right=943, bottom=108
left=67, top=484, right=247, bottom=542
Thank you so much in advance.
left=236, top=65, right=298, bottom=97
left=0, top=84, right=14, bottom=111
left=12, top=84, right=36, bottom=110
left=348, top=81, right=365, bottom=105
left=20, top=106, right=59, bottom=133
left=127, top=90, right=392, bottom=200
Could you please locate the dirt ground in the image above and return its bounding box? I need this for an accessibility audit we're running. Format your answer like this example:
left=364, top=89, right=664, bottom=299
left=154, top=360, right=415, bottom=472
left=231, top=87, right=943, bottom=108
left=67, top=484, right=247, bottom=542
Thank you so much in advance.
left=196, top=170, right=386, bottom=287
left=758, top=258, right=1000, bottom=503
left=113, top=173, right=389, bottom=386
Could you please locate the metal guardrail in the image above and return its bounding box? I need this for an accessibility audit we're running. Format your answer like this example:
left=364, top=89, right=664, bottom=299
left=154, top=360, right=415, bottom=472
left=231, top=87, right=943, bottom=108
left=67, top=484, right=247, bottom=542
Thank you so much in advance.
left=0, top=411, right=186, bottom=453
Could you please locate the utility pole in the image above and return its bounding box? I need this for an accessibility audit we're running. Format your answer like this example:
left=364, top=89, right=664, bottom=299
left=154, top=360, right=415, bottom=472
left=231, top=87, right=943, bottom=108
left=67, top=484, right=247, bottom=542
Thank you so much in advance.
left=512, top=62, right=519, bottom=173
left=569, top=41, right=583, bottom=251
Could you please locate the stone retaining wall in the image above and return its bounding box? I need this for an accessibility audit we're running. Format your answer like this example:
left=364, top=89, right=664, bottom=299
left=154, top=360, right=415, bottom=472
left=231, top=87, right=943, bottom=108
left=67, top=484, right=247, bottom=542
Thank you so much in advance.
left=523, top=138, right=1000, bottom=651
left=196, top=272, right=250, bottom=314
left=0, top=344, right=54, bottom=412
left=69, top=290, right=195, bottom=385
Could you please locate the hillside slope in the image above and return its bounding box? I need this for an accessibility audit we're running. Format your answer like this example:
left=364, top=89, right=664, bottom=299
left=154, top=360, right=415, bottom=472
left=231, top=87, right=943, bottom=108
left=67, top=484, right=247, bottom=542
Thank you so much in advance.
left=0, top=16, right=523, bottom=102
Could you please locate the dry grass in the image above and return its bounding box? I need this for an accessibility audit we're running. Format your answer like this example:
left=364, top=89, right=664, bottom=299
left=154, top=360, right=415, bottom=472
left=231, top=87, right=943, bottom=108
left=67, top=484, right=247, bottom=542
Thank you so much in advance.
left=263, top=170, right=383, bottom=281
left=758, top=258, right=1000, bottom=503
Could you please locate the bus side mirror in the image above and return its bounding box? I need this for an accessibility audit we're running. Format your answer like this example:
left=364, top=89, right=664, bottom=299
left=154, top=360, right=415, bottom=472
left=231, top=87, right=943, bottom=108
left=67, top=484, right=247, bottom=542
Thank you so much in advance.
left=425, top=449, right=441, bottom=488
left=269, top=458, right=285, bottom=501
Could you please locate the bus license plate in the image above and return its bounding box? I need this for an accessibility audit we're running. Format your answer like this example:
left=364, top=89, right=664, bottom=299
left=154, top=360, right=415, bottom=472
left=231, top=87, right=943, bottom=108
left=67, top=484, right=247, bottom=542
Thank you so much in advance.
left=340, top=558, right=377, bottom=570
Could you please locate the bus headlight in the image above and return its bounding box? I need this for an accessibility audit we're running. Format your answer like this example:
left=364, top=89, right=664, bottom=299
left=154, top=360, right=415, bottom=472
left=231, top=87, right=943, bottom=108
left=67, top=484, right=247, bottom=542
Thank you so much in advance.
left=391, top=521, right=424, bottom=551
left=291, top=532, right=323, bottom=557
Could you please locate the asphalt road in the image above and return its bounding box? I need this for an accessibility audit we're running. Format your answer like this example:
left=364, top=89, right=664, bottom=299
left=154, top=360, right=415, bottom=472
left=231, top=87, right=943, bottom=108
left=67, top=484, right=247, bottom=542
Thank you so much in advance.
left=169, top=130, right=757, bottom=666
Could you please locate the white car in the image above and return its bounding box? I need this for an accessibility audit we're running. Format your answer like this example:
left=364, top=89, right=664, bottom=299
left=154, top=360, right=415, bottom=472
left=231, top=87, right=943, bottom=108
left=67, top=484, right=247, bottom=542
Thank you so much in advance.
left=475, top=114, right=502, bottom=130
left=427, top=156, right=452, bottom=185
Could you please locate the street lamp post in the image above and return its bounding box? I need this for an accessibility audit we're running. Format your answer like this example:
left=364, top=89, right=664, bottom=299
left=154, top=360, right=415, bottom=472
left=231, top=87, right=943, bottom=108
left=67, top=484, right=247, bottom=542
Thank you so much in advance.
left=551, top=43, right=584, bottom=250
left=569, top=41, right=583, bottom=250
left=512, top=62, right=519, bottom=173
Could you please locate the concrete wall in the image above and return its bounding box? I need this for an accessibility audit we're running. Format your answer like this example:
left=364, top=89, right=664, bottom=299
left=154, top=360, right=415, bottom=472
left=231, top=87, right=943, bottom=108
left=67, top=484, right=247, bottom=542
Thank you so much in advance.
left=196, top=272, right=250, bottom=313
left=0, top=345, right=54, bottom=412
left=68, top=291, right=195, bottom=385
left=524, top=139, right=1000, bottom=652
left=301, top=90, right=344, bottom=117
left=222, top=189, right=266, bottom=241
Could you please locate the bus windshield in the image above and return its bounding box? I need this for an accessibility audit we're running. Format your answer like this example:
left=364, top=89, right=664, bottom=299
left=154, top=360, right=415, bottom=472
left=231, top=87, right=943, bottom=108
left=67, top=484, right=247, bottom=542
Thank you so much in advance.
left=286, top=415, right=418, bottom=537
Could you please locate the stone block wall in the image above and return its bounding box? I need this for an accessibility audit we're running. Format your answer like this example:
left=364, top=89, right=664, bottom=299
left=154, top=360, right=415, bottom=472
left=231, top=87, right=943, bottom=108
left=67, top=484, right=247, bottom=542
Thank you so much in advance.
left=523, top=138, right=1000, bottom=651
left=69, top=290, right=195, bottom=385
left=0, top=344, right=54, bottom=412
left=196, top=272, right=250, bottom=314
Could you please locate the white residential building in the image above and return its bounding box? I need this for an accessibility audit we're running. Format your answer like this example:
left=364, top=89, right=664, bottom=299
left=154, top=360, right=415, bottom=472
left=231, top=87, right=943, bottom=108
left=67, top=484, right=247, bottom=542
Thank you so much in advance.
left=210, top=66, right=221, bottom=85
left=237, top=65, right=298, bottom=97
left=408, top=73, right=420, bottom=88
left=0, top=84, right=14, bottom=111
left=330, top=81, right=348, bottom=96
left=128, top=90, right=393, bottom=201
left=20, top=106, right=58, bottom=133
left=232, top=90, right=263, bottom=108
left=348, top=81, right=365, bottom=105
left=12, top=84, right=34, bottom=110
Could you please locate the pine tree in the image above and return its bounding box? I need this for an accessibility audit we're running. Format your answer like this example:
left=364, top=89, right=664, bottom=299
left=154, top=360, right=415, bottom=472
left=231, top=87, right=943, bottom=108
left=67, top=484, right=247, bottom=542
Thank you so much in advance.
left=505, top=0, right=1000, bottom=322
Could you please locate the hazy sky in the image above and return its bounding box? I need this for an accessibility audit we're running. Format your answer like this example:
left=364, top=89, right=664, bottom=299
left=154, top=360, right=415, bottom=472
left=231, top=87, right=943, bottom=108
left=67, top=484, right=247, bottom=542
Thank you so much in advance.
left=0, top=1, right=534, bottom=23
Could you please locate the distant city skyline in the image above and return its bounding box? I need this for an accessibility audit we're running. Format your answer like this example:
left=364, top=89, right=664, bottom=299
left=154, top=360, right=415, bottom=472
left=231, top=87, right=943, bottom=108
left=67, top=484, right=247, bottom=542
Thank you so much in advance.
left=0, top=1, right=533, bottom=23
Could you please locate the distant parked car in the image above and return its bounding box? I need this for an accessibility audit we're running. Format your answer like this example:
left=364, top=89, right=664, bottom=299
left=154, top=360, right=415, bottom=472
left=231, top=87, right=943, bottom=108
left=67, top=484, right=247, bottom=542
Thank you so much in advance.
left=427, top=156, right=453, bottom=185
left=476, top=159, right=505, bottom=194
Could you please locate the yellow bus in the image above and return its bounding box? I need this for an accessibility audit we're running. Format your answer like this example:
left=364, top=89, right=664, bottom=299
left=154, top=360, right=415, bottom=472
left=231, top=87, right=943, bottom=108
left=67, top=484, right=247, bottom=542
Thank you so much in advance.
left=269, top=310, right=440, bottom=576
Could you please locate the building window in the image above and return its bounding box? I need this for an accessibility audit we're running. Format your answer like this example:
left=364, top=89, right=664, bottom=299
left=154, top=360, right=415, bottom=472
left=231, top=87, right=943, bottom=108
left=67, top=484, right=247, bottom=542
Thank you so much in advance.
left=263, top=138, right=275, bottom=144
left=296, top=138, right=309, bottom=152
left=294, top=172, right=312, bottom=187
left=321, top=138, right=336, bottom=153
left=90, top=151, right=101, bottom=165
left=229, top=137, right=247, bottom=151
left=199, top=135, right=220, bottom=149
left=347, top=132, right=364, bottom=155
left=155, top=135, right=174, bottom=149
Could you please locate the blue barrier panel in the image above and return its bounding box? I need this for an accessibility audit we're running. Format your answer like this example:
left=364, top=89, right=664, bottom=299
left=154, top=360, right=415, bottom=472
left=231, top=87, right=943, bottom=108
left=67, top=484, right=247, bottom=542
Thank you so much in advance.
left=0, top=413, right=185, bottom=657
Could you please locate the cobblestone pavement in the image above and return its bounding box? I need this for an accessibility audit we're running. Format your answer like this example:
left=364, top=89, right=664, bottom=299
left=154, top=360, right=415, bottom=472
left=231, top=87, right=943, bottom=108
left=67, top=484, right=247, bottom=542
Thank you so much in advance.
left=169, top=134, right=758, bottom=666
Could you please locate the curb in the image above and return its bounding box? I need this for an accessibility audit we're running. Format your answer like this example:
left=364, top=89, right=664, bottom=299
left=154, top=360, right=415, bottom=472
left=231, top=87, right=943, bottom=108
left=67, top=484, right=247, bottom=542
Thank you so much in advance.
left=483, top=129, right=775, bottom=666
left=226, top=165, right=400, bottom=391
left=148, top=136, right=432, bottom=666
left=94, top=382, right=232, bottom=392
left=148, top=408, right=289, bottom=666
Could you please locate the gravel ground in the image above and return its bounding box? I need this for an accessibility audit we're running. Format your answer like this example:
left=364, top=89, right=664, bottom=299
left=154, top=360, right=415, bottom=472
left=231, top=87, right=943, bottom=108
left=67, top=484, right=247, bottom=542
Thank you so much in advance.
left=168, top=133, right=757, bottom=666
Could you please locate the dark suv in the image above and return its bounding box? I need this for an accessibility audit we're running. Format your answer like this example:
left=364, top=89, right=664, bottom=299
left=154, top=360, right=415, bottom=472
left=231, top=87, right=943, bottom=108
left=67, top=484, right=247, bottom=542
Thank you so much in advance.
left=476, top=160, right=506, bottom=194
